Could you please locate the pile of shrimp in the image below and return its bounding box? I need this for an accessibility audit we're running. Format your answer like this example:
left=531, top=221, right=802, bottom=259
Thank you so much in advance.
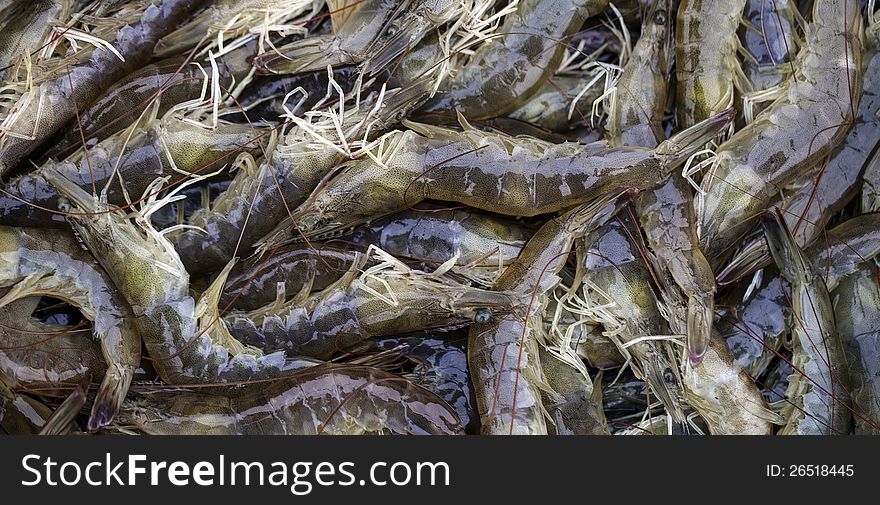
left=1, top=0, right=879, bottom=436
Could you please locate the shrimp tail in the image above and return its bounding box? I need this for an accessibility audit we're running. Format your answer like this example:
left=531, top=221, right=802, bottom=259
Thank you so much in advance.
left=40, top=375, right=91, bottom=435
left=88, top=365, right=133, bottom=432
left=656, top=107, right=735, bottom=167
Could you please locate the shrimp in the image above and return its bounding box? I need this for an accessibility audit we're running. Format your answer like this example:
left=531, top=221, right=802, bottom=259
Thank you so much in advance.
left=281, top=109, right=734, bottom=241
left=762, top=209, right=852, bottom=435
left=45, top=167, right=321, bottom=385
left=0, top=113, right=263, bottom=228
left=120, top=365, right=463, bottom=435
left=373, top=333, right=477, bottom=433
left=652, top=260, right=779, bottom=433
left=606, top=0, right=671, bottom=148
left=636, top=175, right=717, bottom=364
left=780, top=46, right=880, bottom=243
left=605, top=0, right=715, bottom=363
left=832, top=262, right=880, bottom=434
left=419, top=0, right=611, bottom=120
left=721, top=212, right=880, bottom=375
left=699, top=0, right=864, bottom=261
left=172, top=83, right=431, bottom=274
left=344, top=206, right=532, bottom=286
left=719, top=53, right=880, bottom=283
left=224, top=248, right=513, bottom=360
left=0, top=0, right=209, bottom=178
left=470, top=191, right=630, bottom=435
left=0, top=226, right=141, bottom=431
left=578, top=214, right=686, bottom=423
left=675, top=0, right=750, bottom=128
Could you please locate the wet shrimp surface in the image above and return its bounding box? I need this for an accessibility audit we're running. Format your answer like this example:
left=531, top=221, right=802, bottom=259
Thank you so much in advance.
left=1, top=0, right=879, bottom=435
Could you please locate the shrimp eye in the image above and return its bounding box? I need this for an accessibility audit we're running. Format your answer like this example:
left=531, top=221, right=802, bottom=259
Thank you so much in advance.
left=653, top=9, right=667, bottom=25
left=474, top=308, right=492, bottom=324
left=663, top=370, right=675, bottom=384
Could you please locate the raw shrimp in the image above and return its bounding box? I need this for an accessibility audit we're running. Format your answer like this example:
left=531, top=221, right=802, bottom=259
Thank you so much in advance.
left=699, top=0, right=864, bottom=261
left=0, top=114, right=263, bottom=227
left=722, top=212, right=880, bottom=376
left=46, top=167, right=322, bottom=385
left=780, top=45, right=880, bottom=243
left=283, top=109, right=734, bottom=240
left=121, top=365, right=463, bottom=435
left=469, top=191, right=629, bottom=435
left=606, top=0, right=671, bottom=148
left=653, top=265, right=780, bottom=433
left=762, top=209, right=852, bottom=435
left=0, top=0, right=209, bottom=178
left=832, top=262, right=880, bottom=434
left=224, top=249, right=513, bottom=360
left=0, top=226, right=141, bottom=430
left=605, top=0, right=716, bottom=364
left=636, top=175, right=717, bottom=364
left=419, top=0, right=611, bottom=119
left=675, top=0, right=750, bottom=127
